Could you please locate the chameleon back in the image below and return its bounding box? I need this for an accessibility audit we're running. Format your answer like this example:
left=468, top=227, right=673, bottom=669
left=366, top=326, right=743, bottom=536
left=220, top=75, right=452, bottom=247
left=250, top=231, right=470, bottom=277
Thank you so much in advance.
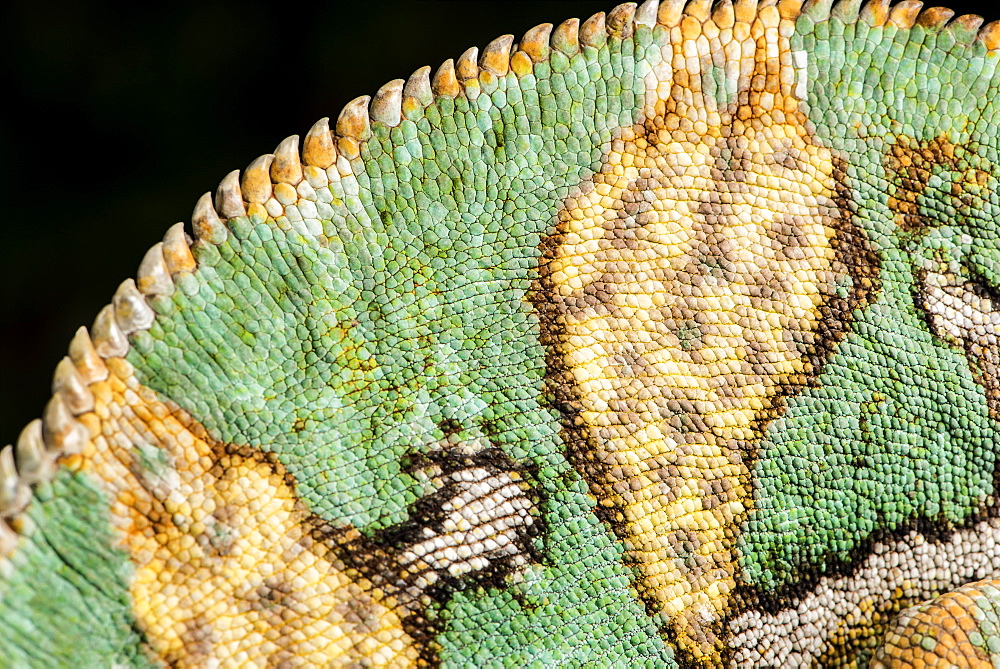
left=1, top=0, right=998, bottom=666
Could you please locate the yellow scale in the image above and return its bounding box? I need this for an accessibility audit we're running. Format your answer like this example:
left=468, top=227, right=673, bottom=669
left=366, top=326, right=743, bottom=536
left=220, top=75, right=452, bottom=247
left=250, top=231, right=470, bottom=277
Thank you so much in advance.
left=541, top=3, right=845, bottom=662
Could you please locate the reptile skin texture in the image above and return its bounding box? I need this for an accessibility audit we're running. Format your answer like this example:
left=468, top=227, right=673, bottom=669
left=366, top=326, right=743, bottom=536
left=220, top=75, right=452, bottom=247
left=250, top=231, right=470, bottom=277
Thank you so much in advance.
left=1, top=0, right=998, bottom=666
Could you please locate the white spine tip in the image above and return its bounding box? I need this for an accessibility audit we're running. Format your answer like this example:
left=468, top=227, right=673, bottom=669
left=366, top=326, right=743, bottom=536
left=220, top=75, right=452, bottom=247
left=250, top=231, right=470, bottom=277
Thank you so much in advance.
left=113, top=278, right=155, bottom=335
left=91, top=304, right=129, bottom=359
left=981, top=20, right=1000, bottom=50
left=0, top=518, right=17, bottom=556
left=734, top=0, right=762, bottom=23
left=916, top=6, right=953, bottom=28
left=371, top=79, right=405, bottom=127
left=860, top=0, right=891, bottom=26
left=215, top=169, right=247, bottom=219
left=658, top=0, right=686, bottom=26
left=801, top=0, right=834, bottom=19
left=552, top=18, right=581, bottom=54
left=42, top=394, right=88, bottom=456
left=520, top=23, right=553, bottom=63
left=68, top=326, right=108, bottom=385
left=456, top=47, right=480, bottom=82
left=684, top=0, right=713, bottom=21
left=15, top=420, right=53, bottom=485
left=635, top=0, right=660, bottom=26
left=52, top=356, right=94, bottom=416
left=711, top=0, right=736, bottom=27
left=271, top=135, right=303, bottom=185
left=303, top=118, right=337, bottom=169
left=432, top=59, right=461, bottom=98
left=0, top=445, right=30, bottom=519
left=607, top=3, right=638, bottom=38
left=481, top=35, right=514, bottom=76
left=580, top=13, right=609, bottom=47
left=241, top=154, right=275, bottom=204
left=192, top=191, right=228, bottom=244
left=136, top=242, right=174, bottom=297
left=337, top=95, right=372, bottom=141
left=947, top=14, right=984, bottom=43
left=162, top=222, right=197, bottom=275
left=888, top=1, right=923, bottom=28
left=404, top=66, right=434, bottom=106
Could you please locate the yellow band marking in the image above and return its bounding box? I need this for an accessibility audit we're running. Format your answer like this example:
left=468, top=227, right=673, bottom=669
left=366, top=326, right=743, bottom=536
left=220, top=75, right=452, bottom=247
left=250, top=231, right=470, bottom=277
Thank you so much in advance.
left=72, top=357, right=418, bottom=667
left=541, top=6, right=849, bottom=664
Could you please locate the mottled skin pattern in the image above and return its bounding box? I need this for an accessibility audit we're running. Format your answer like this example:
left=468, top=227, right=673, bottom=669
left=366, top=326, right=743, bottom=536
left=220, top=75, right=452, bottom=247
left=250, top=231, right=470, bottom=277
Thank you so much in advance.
left=1, top=0, right=999, bottom=667
left=536, top=17, right=871, bottom=660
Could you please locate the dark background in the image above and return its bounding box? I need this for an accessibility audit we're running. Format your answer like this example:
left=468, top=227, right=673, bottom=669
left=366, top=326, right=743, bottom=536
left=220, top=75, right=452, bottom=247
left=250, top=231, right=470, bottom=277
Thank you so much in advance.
left=1, top=0, right=996, bottom=446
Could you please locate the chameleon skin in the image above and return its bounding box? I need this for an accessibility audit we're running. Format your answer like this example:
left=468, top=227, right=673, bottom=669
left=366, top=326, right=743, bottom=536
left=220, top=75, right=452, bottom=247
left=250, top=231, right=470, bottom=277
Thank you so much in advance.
left=0, top=469, right=154, bottom=668
left=872, top=579, right=1000, bottom=667
left=1, top=1, right=999, bottom=668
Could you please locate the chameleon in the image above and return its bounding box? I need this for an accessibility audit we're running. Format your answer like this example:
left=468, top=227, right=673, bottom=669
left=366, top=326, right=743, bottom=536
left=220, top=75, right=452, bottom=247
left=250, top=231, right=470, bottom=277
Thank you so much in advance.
left=1, top=0, right=999, bottom=666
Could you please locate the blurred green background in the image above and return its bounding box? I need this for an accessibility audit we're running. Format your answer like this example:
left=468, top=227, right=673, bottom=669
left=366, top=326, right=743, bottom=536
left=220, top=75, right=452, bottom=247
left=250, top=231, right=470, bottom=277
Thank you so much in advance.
left=1, top=0, right=994, bottom=446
